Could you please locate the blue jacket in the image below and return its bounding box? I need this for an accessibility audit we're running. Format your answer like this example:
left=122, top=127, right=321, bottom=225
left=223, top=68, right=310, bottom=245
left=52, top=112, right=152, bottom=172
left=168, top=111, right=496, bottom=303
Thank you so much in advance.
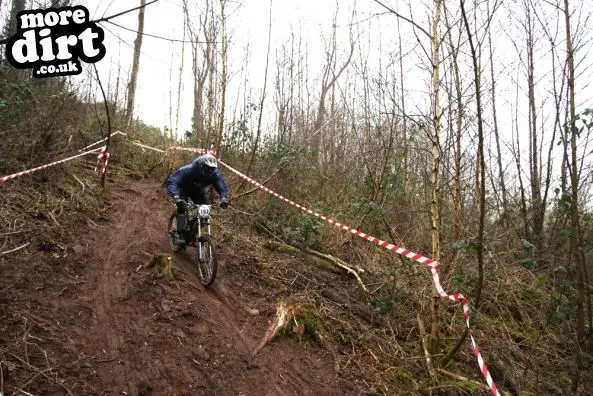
left=166, top=159, right=229, bottom=201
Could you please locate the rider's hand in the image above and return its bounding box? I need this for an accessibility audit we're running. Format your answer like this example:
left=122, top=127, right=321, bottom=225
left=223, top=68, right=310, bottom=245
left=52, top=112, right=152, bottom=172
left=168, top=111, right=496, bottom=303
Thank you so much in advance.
left=174, top=196, right=186, bottom=211
left=220, top=199, right=228, bottom=209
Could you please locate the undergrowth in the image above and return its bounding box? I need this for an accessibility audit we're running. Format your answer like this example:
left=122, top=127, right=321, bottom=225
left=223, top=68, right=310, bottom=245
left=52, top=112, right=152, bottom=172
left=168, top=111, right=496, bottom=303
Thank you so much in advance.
left=1, top=67, right=592, bottom=395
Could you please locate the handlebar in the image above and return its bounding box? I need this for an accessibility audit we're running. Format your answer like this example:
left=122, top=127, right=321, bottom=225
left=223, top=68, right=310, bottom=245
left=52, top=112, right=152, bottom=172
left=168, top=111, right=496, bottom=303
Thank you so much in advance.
left=175, top=198, right=226, bottom=209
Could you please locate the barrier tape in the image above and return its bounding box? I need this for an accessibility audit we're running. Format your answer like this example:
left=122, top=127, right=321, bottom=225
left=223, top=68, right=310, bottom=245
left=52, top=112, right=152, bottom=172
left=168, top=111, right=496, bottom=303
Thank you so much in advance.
left=132, top=141, right=166, bottom=153
left=94, top=146, right=110, bottom=174
left=0, top=146, right=106, bottom=186
left=126, top=139, right=500, bottom=396
left=78, top=131, right=126, bottom=152
left=169, top=144, right=217, bottom=156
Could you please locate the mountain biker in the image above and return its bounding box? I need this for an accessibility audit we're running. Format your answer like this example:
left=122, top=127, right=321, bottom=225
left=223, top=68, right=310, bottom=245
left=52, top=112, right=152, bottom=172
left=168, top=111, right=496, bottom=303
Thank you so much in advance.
left=166, top=153, right=229, bottom=246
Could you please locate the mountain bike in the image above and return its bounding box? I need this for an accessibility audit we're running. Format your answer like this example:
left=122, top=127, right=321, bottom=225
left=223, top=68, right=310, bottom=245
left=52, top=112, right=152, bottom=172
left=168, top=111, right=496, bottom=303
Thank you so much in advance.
left=167, top=198, right=218, bottom=287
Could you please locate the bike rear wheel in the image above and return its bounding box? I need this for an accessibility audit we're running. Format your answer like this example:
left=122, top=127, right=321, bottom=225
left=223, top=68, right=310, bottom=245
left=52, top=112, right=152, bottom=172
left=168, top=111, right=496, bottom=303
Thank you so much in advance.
left=194, top=234, right=218, bottom=288
left=167, top=212, right=183, bottom=252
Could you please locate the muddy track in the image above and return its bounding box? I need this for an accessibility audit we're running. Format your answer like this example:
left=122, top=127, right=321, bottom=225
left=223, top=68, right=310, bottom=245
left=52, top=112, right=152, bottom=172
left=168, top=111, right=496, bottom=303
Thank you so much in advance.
left=1, top=178, right=362, bottom=395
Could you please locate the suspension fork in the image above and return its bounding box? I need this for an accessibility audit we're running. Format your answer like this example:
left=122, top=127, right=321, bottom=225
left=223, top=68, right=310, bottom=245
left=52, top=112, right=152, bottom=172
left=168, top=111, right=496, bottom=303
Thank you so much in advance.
left=196, top=219, right=211, bottom=260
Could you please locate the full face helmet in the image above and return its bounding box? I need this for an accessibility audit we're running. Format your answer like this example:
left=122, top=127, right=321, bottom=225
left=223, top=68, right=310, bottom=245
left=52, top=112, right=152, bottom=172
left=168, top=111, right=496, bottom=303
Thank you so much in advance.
left=198, top=153, right=217, bottom=176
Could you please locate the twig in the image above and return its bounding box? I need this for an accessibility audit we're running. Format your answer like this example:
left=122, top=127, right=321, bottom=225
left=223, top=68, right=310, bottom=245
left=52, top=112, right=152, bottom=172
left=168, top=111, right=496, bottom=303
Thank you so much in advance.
left=93, top=0, right=161, bottom=23
left=233, top=167, right=284, bottom=199
left=71, top=174, right=86, bottom=193
left=8, top=353, right=74, bottom=396
left=148, top=152, right=169, bottom=174
left=437, top=368, right=493, bottom=393
left=0, top=242, right=30, bottom=256
left=417, top=314, right=438, bottom=384
left=49, top=211, right=61, bottom=227
left=0, top=230, right=29, bottom=236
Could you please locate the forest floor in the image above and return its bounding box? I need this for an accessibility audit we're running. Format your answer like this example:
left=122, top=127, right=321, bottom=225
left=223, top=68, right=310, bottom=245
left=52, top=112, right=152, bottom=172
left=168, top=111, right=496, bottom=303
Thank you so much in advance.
left=0, top=176, right=377, bottom=396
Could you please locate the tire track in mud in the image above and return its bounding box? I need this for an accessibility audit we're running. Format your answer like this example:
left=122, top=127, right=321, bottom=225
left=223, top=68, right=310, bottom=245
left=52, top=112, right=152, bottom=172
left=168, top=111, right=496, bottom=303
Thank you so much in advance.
left=74, top=178, right=359, bottom=395
left=90, top=183, right=165, bottom=392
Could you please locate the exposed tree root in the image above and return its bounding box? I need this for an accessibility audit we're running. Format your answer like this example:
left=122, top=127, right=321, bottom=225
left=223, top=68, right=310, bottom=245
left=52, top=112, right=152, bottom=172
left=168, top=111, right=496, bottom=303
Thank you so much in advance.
left=252, top=298, right=328, bottom=357
left=252, top=300, right=300, bottom=357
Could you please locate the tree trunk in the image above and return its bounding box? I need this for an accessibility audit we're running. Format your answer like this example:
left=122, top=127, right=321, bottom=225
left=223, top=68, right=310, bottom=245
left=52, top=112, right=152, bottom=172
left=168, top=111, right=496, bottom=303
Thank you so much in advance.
left=312, top=14, right=354, bottom=165
left=488, top=22, right=507, bottom=219
left=563, top=0, right=586, bottom=389
left=124, top=0, right=147, bottom=136
left=5, top=0, right=25, bottom=38
left=174, top=15, right=187, bottom=141
left=215, top=0, right=228, bottom=156
left=4, top=0, right=26, bottom=78
left=525, top=2, right=543, bottom=249
left=460, top=0, right=485, bottom=309
left=241, top=0, right=273, bottom=186
left=428, top=0, right=442, bottom=355
left=206, top=4, right=217, bottom=147
left=168, top=51, right=174, bottom=138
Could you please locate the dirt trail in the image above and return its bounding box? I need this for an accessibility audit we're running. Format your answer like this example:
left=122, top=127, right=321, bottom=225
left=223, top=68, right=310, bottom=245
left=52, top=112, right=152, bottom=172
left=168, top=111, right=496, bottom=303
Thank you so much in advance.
left=1, top=178, right=363, bottom=395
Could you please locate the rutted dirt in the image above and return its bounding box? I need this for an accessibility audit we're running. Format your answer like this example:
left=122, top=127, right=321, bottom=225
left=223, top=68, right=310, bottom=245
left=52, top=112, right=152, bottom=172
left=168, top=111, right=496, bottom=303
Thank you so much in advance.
left=0, top=178, right=365, bottom=395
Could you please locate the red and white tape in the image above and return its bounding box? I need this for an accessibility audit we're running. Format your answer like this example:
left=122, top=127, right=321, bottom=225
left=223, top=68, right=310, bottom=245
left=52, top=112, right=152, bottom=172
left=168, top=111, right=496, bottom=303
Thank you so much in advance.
left=127, top=140, right=500, bottom=396
left=215, top=159, right=501, bottom=396
left=169, top=144, right=217, bottom=156
left=132, top=140, right=166, bottom=153
left=1, top=146, right=107, bottom=186
left=79, top=131, right=126, bottom=152
left=94, top=146, right=110, bottom=174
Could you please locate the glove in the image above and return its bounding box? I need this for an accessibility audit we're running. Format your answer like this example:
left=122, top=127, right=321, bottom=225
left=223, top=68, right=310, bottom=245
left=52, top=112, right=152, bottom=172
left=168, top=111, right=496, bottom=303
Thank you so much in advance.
left=219, top=200, right=228, bottom=209
left=174, top=196, right=186, bottom=212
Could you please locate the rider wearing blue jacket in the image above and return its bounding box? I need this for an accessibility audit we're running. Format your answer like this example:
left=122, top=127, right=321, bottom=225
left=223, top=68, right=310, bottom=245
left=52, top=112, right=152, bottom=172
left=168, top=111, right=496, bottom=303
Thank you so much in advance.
left=166, top=153, right=229, bottom=245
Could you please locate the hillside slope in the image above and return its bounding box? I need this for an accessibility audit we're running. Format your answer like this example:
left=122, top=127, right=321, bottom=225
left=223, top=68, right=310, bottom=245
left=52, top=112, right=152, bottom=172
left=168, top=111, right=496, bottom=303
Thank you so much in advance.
left=0, top=176, right=365, bottom=395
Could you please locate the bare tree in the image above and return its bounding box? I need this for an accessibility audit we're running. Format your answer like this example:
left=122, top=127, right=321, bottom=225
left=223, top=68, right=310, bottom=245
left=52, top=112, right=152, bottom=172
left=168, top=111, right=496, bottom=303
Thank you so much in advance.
left=311, top=5, right=355, bottom=164
left=183, top=0, right=211, bottom=145
left=5, top=0, right=24, bottom=37
left=487, top=2, right=508, bottom=218
left=524, top=0, right=544, bottom=249
left=168, top=50, right=174, bottom=138
left=124, top=0, right=147, bottom=136
left=215, top=0, right=228, bottom=156
left=3, top=0, right=26, bottom=77
left=563, top=0, right=586, bottom=389
left=428, top=0, right=443, bottom=356
left=241, top=0, right=273, bottom=187
left=460, top=0, right=485, bottom=310
left=174, top=14, right=187, bottom=140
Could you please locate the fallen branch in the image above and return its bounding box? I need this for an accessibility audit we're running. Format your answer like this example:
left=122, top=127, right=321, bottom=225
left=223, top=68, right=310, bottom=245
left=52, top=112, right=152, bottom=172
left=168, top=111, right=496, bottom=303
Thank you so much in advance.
left=436, top=368, right=493, bottom=393
left=1, top=242, right=30, bottom=256
left=263, top=240, right=367, bottom=291
left=304, top=248, right=368, bottom=293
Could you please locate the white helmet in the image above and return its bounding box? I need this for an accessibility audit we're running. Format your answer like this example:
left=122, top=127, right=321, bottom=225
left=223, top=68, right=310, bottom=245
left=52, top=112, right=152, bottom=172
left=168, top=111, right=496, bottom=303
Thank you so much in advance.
left=198, top=153, right=218, bottom=168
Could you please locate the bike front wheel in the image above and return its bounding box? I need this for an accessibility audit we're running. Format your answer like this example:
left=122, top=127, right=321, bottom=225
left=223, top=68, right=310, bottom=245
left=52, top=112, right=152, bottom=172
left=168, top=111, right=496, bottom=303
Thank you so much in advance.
left=194, top=234, right=218, bottom=288
left=167, top=212, right=183, bottom=252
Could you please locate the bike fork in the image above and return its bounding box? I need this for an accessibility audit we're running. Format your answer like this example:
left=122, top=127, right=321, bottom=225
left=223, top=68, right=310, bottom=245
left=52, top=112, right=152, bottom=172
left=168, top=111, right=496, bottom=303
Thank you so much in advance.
left=196, top=221, right=211, bottom=261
